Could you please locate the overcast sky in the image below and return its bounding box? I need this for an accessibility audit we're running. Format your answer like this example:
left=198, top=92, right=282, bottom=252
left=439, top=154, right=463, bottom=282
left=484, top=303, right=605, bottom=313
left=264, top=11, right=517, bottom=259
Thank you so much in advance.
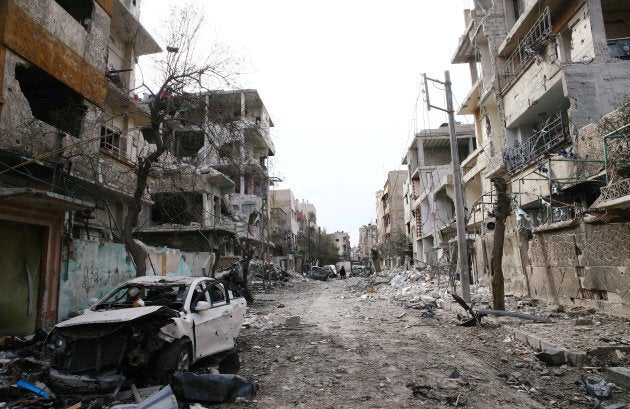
left=140, top=0, right=475, bottom=246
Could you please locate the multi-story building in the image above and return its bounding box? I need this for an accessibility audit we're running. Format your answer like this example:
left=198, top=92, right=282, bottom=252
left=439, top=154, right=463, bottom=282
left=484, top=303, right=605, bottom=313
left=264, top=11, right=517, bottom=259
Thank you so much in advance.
left=452, top=0, right=630, bottom=314
left=296, top=199, right=317, bottom=271
left=331, top=231, right=351, bottom=261
left=269, top=188, right=299, bottom=271
left=0, top=0, right=160, bottom=334
left=375, top=170, right=410, bottom=266
left=401, top=125, right=476, bottom=267
left=136, top=89, right=275, bottom=263
left=358, top=223, right=377, bottom=261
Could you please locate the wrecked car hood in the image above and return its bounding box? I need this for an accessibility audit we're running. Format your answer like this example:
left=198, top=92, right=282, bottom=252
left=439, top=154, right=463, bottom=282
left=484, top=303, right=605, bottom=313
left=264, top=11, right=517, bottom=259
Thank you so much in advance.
left=55, top=306, right=179, bottom=328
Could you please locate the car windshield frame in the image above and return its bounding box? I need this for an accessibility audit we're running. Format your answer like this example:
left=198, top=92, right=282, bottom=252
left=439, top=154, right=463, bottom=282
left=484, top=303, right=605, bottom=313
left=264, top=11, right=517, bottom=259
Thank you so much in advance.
left=93, top=282, right=191, bottom=311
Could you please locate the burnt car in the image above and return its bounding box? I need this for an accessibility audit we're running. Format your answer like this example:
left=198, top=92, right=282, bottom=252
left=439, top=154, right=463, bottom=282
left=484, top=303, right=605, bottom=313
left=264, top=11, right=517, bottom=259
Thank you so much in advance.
left=46, top=276, right=246, bottom=392
left=306, top=266, right=330, bottom=281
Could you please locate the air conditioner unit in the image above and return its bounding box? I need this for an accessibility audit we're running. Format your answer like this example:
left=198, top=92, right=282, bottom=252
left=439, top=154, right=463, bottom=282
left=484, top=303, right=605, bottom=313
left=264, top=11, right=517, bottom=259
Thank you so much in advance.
left=608, top=38, right=630, bottom=59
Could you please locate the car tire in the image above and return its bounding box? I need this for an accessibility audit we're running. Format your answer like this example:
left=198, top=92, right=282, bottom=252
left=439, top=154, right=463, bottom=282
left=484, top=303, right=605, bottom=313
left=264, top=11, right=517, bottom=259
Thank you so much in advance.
left=218, top=352, right=240, bottom=374
left=155, top=339, right=191, bottom=384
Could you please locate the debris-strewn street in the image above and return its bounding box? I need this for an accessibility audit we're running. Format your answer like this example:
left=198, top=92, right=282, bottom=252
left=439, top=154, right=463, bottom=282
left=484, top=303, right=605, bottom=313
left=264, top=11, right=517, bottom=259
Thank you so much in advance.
left=0, top=270, right=629, bottom=408
left=237, top=271, right=630, bottom=409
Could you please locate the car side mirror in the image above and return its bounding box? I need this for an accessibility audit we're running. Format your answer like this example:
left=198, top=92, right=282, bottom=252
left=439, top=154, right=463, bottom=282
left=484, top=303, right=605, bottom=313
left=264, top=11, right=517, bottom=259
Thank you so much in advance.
left=194, top=301, right=210, bottom=312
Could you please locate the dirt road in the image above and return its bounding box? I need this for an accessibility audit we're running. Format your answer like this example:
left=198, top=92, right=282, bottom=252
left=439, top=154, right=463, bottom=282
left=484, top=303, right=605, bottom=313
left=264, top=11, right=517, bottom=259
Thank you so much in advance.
left=228, top=275, right=622, bottom=409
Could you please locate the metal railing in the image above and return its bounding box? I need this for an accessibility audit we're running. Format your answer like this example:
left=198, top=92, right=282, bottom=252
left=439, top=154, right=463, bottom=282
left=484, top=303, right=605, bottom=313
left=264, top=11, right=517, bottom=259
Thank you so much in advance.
left=600, top=178, right=630, bottom=202
left=504, top=109, right=569, bottom=173
left=499, top=7, right=552, bottom=94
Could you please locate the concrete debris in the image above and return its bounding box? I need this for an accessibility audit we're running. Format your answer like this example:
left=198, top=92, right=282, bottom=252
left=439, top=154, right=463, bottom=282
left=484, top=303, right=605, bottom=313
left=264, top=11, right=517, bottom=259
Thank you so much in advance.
left=535, top=349, right=567, bottom=366
left=407, top=369, right=470, bottom=406
left=607, top=367, right=630, bottom=390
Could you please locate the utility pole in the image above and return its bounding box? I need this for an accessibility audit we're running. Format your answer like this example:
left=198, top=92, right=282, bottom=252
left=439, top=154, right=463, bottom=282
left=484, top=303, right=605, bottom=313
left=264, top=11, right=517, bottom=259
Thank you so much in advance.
left=423, top=71, right=471, bottom=302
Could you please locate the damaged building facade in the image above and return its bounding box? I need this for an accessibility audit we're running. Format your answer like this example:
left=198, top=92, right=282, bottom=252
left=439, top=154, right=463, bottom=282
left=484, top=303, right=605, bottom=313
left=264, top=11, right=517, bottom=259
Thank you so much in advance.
left=452, top=0, right=630, bottom=315
left=357, top=223, right=377, bottom=262
left=331, top=231, right=351, bottom=261
left=0, top=0, right=163, bottom=334
left=375, top=170, right=407, bottom=268
left=401, top=125, right=476, bottom=269
left=135, top=89, right=276, bottom=269
left=269, top=188, right=299, bottom=272
left=295, top=199, right=318, bottom=271
left=0, top=0, right=277, bottom=336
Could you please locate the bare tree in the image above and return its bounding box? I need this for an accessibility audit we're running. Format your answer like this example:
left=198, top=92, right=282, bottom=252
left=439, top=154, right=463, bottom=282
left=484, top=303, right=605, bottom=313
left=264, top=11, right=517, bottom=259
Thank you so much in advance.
left=124, top=4, right=241, bottom=276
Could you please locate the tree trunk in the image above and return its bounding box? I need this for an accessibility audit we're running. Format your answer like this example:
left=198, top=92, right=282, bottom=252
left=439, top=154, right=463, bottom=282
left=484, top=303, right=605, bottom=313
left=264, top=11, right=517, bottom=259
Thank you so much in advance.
left=211, top=246, right=222, bottom=278
left=123, top=159, right=153, bottom=277
left=490, top=176, right=511, bottom=310
left=123, top=110, right=169, bottom=277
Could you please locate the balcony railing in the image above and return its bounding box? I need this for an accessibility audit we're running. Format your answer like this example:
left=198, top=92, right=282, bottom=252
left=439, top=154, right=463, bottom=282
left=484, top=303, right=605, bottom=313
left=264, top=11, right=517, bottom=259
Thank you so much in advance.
left=504, top=110, right=569, bottom=173
left=600, top=178, right=630, bottom=202
left=499, top=7, right=552, bottom=94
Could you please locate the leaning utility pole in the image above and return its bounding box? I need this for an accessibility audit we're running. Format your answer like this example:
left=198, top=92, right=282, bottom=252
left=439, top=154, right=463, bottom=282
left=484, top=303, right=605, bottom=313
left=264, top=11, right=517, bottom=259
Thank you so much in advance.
left=423, top=71, right=471, bottom=302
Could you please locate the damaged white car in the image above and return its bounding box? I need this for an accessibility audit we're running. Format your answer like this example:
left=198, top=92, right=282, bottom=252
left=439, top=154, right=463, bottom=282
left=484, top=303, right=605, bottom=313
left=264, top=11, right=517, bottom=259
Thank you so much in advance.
left=46, top=276, right=247, bottom=393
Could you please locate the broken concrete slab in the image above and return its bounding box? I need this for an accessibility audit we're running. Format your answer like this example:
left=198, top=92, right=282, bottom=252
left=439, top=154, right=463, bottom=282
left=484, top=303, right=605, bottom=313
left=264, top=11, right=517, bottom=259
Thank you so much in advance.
left=588, top=346, right=630, bottom=364
left=607, top=367, right=630, bottom=389
left=535, top=349, right=566, bottom=366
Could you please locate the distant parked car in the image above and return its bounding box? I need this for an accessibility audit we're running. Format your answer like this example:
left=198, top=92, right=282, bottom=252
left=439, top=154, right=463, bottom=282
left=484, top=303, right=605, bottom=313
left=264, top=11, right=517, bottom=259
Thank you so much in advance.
left=46, top=276, right=246, bottom=392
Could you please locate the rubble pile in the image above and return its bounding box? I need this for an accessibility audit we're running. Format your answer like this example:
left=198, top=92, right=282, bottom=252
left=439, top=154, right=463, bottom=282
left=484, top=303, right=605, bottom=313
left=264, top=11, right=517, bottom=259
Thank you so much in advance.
left=344, top=267, right=630, bottom=407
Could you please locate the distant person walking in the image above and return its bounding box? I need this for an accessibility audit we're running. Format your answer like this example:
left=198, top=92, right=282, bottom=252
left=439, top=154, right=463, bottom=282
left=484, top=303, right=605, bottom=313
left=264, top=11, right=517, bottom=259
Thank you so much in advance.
left=339, top=265, right=346, bottom=280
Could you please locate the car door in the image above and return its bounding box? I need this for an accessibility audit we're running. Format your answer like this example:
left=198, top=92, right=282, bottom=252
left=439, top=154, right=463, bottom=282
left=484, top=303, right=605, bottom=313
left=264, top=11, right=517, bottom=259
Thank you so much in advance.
left=207, top=282, right=234, bottom=352
left=189, top=279, right=233, bottom=359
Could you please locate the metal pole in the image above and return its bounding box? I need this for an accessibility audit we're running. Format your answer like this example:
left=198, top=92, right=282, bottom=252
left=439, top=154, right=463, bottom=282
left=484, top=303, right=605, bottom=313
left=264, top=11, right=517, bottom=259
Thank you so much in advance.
left=445, top=70, right=471, bottom=302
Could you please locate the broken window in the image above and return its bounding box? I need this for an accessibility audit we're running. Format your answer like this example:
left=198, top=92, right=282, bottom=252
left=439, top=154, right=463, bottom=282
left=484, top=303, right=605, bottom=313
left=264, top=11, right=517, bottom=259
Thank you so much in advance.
left=218, top=141, right=240, bottom=159
left=172, top=129, right=204, bottom=164
left=15, top=64, right=86, bottom=138
left=100, top=124, right=125, bottom=157
left=151, top=193, right=203, bottom=225
left=512, top=0, right=524, bottom=21
left=54, top=0, right=94, bottom=31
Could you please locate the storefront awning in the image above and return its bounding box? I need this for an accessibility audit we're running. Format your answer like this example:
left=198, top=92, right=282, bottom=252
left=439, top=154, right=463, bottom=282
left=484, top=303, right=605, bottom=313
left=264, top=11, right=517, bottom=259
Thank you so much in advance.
left=0, top=188, right=93, bottom=212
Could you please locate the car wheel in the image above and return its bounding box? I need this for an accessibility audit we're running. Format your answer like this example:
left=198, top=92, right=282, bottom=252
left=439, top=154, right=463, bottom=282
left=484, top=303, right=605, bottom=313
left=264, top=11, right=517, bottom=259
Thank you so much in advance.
left=218, top=352, right=240, bottom=374
left=155, top=339, right=191, bottom=384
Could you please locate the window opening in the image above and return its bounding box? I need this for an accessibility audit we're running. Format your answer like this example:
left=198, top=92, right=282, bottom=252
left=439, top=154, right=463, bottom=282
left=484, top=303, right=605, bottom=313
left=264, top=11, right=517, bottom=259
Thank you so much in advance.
left=100, top=122, right=125, bottom=157
left=151, top=193, right=204, bottom=225
left=54, top=0, right=94, bottom=31
left=209, top=284, right=226, bottom=305
left=15, top=64, right=86, bottom=137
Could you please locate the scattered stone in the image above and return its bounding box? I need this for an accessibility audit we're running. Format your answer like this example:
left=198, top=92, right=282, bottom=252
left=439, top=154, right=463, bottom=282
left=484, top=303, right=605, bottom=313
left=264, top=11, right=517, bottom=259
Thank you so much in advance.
left=553, top=368, right=567, bottom=377
left=284, top=316, right=301, bottom=327
left=535, top=349, right=566, bottom=366
left=575, top=317, right=593, bottom=326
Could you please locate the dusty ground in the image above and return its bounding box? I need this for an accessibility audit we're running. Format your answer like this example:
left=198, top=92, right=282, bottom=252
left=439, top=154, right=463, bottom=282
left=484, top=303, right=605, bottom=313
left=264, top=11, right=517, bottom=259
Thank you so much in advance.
left=223, top=273, right=630, bottom=409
